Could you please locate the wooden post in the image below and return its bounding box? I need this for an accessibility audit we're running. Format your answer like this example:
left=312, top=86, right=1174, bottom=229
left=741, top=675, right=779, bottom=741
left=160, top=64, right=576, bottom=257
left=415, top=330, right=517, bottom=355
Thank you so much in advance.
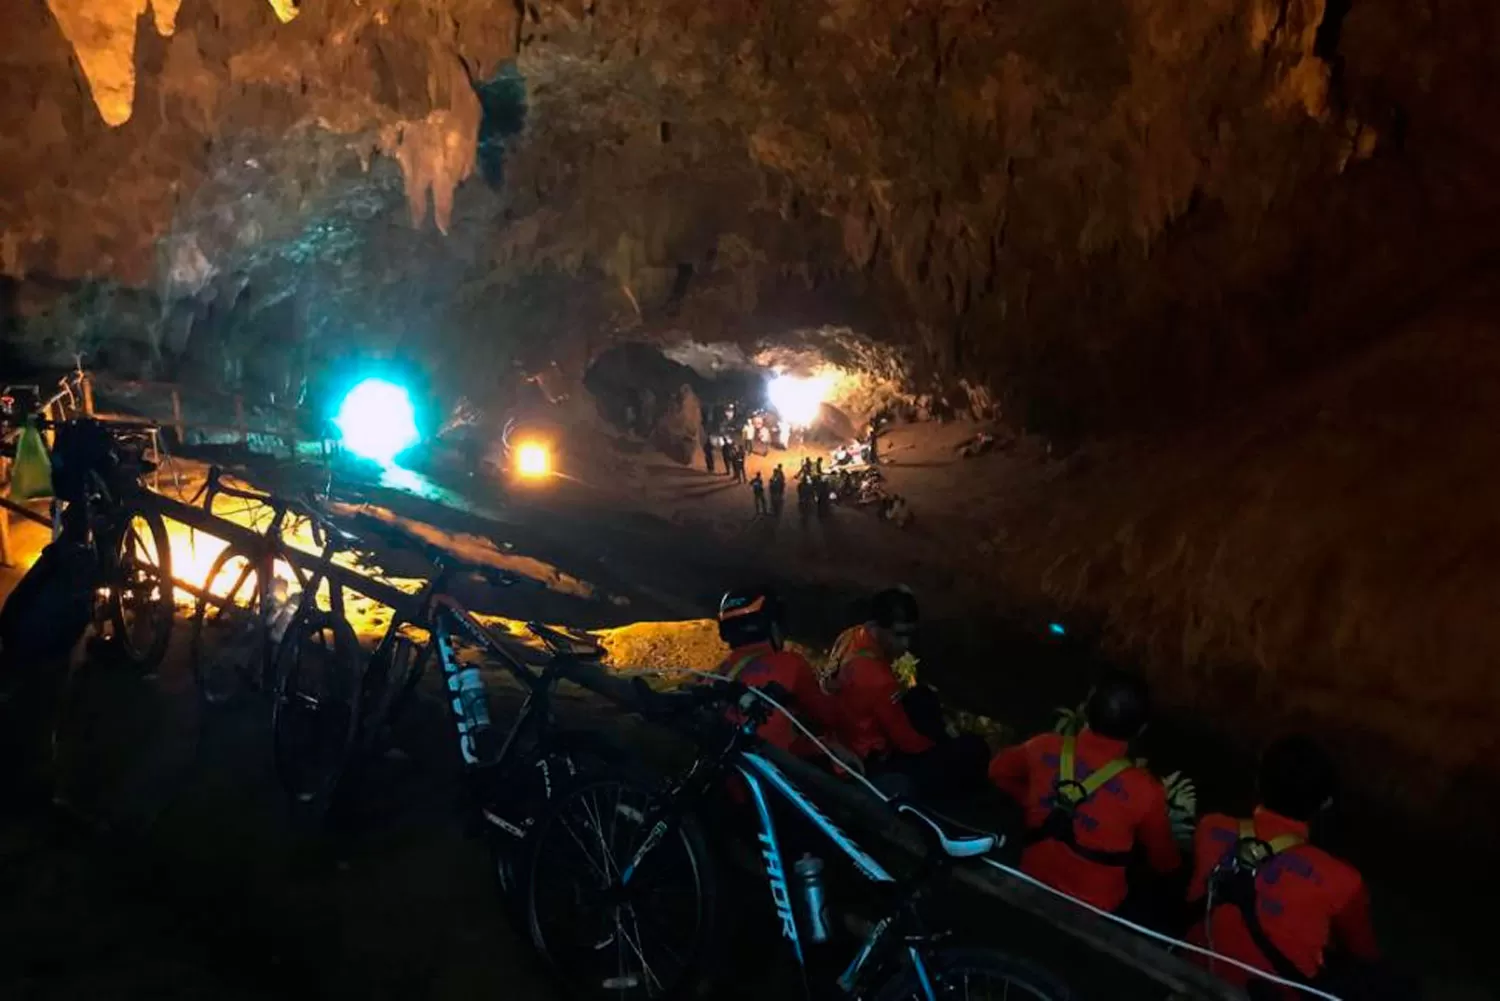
left=0, top=503, right=10, bottom=567
left=234, top=395, right=246, bottom=446
left=81, top=375, right=94, bottom=416
left=172, top=390, right=185, bottom=445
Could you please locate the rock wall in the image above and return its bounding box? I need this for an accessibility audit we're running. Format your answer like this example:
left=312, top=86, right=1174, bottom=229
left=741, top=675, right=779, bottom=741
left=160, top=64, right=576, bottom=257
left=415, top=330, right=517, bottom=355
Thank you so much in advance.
left=980, top=286, right=1500, bottom=829
left=5, top=0, right=1498, bottom=430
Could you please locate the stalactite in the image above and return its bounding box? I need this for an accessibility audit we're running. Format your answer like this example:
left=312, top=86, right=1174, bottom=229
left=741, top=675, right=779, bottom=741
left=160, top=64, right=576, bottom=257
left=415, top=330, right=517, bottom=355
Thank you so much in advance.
left=46, top=0, right=148, bottom=127
left=379, top=56, right=481, bottom=234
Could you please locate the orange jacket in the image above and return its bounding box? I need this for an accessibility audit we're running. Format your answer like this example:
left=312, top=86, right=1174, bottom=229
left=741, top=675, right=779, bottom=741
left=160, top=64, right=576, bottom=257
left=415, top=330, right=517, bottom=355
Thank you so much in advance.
left=989, top=728, right=1180, bottom=911
left=717, top=643, right=845, bottom=758
left=1186, top=809, right=1378, bottom=989
left=827, top=625, right=934, bottom=759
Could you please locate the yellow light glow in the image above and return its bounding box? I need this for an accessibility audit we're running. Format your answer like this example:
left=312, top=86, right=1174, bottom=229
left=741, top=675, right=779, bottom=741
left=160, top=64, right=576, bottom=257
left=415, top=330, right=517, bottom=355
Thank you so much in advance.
left=768, top=374, right=832, bottom=428
left=515, top=442, right=550, bottom=479
left=165, top=512, right=300, bottom=608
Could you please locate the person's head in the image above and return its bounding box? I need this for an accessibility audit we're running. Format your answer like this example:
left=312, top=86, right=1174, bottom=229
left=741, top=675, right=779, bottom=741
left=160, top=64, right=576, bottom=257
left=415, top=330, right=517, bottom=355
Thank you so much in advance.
left=718, top=588, right=785, bottom=650
left=1083, top=670, right=1152, bottom=741
left=869, top=586, right=919, bottom=657
left=1258, top=735, right=1337, bottom=822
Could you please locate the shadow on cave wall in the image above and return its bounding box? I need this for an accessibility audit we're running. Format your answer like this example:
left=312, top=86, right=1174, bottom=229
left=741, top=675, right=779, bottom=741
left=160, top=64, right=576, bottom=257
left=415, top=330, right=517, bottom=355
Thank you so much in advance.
left=474, top=64, right=528, bottom=189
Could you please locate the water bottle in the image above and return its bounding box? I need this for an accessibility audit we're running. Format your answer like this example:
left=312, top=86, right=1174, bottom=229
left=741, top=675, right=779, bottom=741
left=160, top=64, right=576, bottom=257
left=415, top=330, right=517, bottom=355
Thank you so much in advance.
left=454, top=664, right=496, bottom=763
left=265, top=578, right=299, bottom=644
left=795, top=854, right=830, bottom=944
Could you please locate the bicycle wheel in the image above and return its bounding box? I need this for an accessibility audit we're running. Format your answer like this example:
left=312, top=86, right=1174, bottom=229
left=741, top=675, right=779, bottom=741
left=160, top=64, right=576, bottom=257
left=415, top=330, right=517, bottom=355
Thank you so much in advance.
left=491, top=730, right=626, bottom=906
left=106, top=506, right=174, bottom=672
left=190, top=546, right=262, bottom=706
left=872, top=948, right=1075, bottom=1001
left=271, top=610, right=360, bottom=813
left=526, top=775, right=719, bottom=1000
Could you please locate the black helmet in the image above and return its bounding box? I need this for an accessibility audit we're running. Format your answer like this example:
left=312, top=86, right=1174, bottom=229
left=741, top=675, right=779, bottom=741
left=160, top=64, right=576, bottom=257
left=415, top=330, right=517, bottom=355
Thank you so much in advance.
left=1084, top=670, right=1151, bottom=740
left=718, top=589, right=785, bottom=648
left=871, top=586, right=919, bottom=631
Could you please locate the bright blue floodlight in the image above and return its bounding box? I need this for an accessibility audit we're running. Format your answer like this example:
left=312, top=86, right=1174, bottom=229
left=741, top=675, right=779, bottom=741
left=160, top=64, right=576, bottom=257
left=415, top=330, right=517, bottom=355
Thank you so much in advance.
left=334, top=377, right=418, bottom=467
left=1048, top=622, right=1067, bottom=636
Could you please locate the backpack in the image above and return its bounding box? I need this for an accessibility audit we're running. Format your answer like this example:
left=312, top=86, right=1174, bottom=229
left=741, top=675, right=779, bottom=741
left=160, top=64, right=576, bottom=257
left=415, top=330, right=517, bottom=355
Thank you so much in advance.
left=1027, top=734, right=1136, bottom=866
left=50, top=419, right=119, bottom=504
left=0, top=539, right=95, bottom=662
left=1207, top=818, right=1309, bottom=985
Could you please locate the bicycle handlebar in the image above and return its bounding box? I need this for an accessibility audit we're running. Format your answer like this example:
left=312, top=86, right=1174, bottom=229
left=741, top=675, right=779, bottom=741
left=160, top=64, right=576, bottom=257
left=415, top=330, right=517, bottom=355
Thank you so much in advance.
left=629, top=676, right=783, bottom=728
left=204, top=466, right=274, bottom=505
left=203, top=465, right=353, bottom=545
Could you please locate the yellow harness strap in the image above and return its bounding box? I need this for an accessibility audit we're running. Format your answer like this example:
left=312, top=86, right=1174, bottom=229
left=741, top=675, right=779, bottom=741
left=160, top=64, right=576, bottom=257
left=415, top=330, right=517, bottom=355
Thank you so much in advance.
left=724, top=652, right=762, bottom=681
left=1057, top=735, right=1133, bottom=805
left=1238, top=818, right=1304, bottom=855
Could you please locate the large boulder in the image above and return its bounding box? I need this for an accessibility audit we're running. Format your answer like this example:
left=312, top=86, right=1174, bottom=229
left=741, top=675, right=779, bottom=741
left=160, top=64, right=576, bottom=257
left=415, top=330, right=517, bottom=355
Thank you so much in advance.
left=650, top=384, right=704, bottom=466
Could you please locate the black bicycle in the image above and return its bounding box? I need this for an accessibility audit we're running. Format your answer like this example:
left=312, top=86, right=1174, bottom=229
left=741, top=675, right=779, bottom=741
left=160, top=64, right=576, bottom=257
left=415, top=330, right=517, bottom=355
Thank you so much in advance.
left=188, top=466, right=339, bottom=707
left=272, top=510, right=625, bottom=901
left=0, top=417, right=173, bottom=670
left=524, top=679, right=1075, bottom=1001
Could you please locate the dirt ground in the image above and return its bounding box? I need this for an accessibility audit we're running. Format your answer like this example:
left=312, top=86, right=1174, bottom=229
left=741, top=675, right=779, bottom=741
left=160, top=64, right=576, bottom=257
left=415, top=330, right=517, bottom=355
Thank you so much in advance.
left=0, top=467, right=1165, bottom=1001
left=1, top=409, right=1495, bottom=998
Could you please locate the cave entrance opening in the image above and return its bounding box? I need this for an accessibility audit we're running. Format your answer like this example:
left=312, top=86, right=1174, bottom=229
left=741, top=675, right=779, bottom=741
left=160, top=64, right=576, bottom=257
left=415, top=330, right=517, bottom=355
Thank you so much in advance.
left=584, top=341, right=875, bottom=468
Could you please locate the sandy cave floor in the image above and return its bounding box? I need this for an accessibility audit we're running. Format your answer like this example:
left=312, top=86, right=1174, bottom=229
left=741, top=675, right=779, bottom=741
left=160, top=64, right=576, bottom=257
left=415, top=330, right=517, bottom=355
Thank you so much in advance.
left=0, top=422, right=1495, bottom=998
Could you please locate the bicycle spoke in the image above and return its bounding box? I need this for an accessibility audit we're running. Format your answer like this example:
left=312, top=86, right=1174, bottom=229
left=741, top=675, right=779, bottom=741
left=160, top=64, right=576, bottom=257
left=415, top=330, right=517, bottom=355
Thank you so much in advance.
left=616, top=906, right=663, bottom=995
left=584, top=787, right=623, bottom=881
left=557, top=814, right=612, bottom=885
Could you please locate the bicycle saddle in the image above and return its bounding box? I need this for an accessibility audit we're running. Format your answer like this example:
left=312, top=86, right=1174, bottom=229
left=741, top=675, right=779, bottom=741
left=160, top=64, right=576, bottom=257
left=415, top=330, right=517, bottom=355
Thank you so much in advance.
left=527, top=621, right=605, bottom=660
left=896, top=802, right=1000, bottom=859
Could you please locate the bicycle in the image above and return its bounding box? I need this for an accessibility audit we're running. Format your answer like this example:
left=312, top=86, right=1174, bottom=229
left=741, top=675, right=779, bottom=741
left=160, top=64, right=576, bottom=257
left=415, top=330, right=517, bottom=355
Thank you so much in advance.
left=0, top=416, right=174, bottom=671
left=188, top=466, right=341, bottom=707
left=523, top=679, right=1076, bottom=1001
left=271, top=510, right=627, bottom=901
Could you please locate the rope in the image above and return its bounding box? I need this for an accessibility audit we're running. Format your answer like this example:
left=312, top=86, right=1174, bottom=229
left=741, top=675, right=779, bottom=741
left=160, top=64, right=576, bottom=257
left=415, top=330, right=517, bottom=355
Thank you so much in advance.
left=618, top=666, right=1344, bottom=1001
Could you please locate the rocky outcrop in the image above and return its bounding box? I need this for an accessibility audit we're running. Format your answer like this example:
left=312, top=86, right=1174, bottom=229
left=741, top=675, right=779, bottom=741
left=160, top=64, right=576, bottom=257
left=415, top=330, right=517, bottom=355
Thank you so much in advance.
left=649, top=383, right=704, bottom=466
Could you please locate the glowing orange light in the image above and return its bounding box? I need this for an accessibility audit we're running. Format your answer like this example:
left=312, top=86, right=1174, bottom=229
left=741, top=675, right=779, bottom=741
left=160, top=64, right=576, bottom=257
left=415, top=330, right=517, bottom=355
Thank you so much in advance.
left=515, top=442, right=550, bottom=479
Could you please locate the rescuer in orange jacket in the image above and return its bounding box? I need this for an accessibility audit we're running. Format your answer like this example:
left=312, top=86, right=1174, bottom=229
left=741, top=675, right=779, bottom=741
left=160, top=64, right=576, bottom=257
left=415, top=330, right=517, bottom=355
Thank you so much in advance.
left=828, top=587, right=934, bottom=761
left=988, top=671, right=1181, bottom=912
left=714, top=588, right=847, bottom=759
left=828, top=587, right=989, bottom=802
left=1186, top=736, right=1381, bottom=996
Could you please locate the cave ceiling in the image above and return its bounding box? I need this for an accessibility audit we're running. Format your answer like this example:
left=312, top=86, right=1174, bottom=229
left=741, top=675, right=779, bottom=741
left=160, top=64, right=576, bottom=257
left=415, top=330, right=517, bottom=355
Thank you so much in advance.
left=2, top=0, right=1496, bottom=428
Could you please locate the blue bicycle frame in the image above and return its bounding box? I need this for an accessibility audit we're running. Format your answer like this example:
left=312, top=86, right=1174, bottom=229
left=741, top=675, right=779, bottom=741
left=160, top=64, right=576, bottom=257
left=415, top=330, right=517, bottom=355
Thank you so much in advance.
left=734, top=750, right=942, bottom=999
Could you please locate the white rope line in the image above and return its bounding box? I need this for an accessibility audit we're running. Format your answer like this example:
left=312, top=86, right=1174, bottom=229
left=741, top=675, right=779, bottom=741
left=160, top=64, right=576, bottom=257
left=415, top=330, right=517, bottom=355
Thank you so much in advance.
left=617, top=666, right=1343, bottom=1001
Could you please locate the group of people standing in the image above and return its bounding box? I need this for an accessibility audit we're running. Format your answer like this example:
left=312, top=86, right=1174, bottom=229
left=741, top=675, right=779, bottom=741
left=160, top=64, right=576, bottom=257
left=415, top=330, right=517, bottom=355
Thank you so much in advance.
left=704, top=426, right=837, bottom=524
left=711, top=586, right=1396, bottom=1000
left=749, top=457, right=833, bottom=522
left=703, top=433, right=749, bottom=482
